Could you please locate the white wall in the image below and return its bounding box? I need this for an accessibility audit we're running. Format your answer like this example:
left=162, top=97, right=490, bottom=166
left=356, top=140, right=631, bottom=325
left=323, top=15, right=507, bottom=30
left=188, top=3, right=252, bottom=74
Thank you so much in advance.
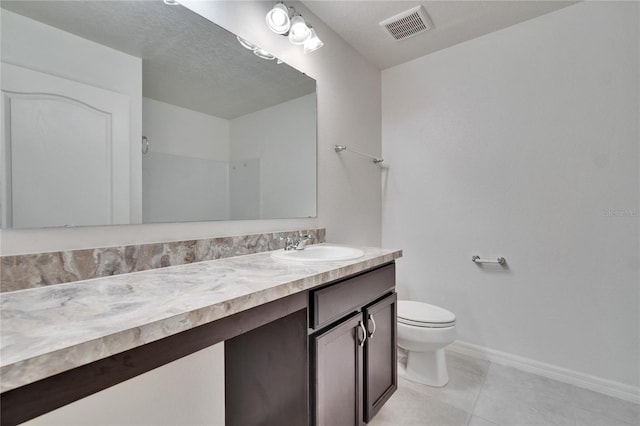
left=230, top=93, right=316, bottom=219
left=184, top=0, right=382, bottom=246
left=382, top=1, right=639, bottom=393
left=143, top=97, right=230, bottom=161
left=0, top=0, right=381, bottom=255
left=24, top=343, right=225, bottom=426
left=141, top=94, right=316, bottom=223
left=142, top=98, right=230, bottom=222
left=0, top=10, right=144, bottom=225
left=229, top=158, right=260, bottom=219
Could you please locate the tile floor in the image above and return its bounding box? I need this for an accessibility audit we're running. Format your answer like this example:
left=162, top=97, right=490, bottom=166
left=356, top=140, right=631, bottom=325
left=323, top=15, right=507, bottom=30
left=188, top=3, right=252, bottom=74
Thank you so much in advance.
left=369, top=351, right=640, bottom=426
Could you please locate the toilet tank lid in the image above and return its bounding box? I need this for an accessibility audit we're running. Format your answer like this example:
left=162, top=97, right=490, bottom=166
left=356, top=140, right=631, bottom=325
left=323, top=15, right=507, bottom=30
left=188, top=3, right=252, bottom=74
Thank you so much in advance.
left=398, top=300, right=456, bottom=324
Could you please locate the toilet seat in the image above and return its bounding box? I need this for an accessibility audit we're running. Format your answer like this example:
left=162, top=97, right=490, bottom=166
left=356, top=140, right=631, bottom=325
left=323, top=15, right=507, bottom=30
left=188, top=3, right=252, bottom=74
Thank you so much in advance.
left=398, top=301, right=456, bottom=328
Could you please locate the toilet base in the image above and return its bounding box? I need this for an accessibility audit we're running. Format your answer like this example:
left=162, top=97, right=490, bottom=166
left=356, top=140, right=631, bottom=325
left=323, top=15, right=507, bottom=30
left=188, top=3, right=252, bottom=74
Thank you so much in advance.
left=400, top=348, right=449, bottom=387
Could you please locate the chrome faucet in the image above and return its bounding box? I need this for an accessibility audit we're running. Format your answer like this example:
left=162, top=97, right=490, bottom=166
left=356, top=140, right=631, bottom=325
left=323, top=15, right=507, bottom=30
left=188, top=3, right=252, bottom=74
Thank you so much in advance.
left=295, top=234, right=312, bottom=250
left=284, top=234, right=313, bottom=251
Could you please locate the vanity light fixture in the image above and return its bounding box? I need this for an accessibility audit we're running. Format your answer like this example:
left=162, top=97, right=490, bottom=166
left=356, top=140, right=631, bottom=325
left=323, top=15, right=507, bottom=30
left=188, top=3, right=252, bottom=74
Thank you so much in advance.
left=303, top=27, right=323, bottom=54
left=266, top=2, right=322, bottom=54
left=237, top=36, right=259, bottom=50
left=253, top=48, right=276, bottom=61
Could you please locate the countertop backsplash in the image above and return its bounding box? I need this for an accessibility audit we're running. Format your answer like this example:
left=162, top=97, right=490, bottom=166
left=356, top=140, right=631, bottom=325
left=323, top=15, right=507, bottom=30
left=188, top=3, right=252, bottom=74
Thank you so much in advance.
left=0, top=228, right=326, bottom=293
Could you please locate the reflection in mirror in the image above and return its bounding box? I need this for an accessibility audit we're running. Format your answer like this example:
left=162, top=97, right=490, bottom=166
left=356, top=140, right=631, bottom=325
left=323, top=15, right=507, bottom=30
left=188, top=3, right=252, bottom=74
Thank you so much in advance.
left=0, top=0, right=317, bottom=229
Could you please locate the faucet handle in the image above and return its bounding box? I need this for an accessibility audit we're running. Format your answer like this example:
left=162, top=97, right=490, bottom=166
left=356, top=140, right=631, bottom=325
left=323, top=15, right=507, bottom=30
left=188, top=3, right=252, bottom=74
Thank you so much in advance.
left=282, top=235, right=296, bottom=251
left=281, top=234, right=313, bottom=251
left=295, top=234, right=313, bottom=250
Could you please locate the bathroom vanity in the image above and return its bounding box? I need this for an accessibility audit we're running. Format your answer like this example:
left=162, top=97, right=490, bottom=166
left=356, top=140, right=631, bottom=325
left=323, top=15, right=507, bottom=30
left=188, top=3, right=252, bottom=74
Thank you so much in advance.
left=310, top=263, right=397, bottom=425
left=0, top=245, right=401, bottom=426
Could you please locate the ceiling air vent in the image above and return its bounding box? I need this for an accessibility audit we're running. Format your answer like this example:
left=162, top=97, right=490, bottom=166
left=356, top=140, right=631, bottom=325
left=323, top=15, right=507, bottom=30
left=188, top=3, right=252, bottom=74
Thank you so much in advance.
left=379, top=5, right=433, bottom=41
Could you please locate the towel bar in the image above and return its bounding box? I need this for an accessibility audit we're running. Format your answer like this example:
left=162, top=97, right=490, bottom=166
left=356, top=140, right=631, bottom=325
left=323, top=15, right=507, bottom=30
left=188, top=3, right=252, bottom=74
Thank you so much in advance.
left=334, top=145, right=384, bottom=164
left=472, top=255, right=506, bottom=265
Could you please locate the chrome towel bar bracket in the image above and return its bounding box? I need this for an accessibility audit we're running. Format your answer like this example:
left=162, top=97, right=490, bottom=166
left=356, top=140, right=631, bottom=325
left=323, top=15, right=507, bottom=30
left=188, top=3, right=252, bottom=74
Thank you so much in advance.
left=142, top=136, right=149, bottom=155
left=472, top=255, right=506, bottom=265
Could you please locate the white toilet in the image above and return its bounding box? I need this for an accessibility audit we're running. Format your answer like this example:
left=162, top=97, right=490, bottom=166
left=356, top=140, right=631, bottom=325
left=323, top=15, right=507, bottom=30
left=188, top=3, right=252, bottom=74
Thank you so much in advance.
left=397, top=300, right=456, bottom=387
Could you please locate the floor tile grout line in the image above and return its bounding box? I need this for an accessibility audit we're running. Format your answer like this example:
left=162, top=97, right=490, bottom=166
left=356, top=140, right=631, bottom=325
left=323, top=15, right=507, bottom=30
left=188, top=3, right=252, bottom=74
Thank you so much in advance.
left=466, top=360, right=493, bottom=425
left=568, top=382, right=579, bottom=426
left=387, top=353, right=638, bottom=426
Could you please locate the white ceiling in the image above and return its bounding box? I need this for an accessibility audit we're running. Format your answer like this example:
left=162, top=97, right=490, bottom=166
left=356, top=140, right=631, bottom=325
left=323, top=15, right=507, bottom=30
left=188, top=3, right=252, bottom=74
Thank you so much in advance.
left=302, top=0, right=578, bottom=70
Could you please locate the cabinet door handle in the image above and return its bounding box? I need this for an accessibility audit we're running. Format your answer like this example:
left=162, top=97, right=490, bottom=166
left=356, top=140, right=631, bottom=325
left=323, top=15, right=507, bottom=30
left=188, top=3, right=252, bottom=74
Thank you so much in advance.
left=367, top=313, right=376, bottom=338
left=357, top=321, right=367, bottom=347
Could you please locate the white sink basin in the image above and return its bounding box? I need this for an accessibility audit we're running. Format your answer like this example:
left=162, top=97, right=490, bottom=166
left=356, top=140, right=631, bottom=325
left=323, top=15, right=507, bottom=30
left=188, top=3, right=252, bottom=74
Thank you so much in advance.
left=271, top=245, right=365, bottom=262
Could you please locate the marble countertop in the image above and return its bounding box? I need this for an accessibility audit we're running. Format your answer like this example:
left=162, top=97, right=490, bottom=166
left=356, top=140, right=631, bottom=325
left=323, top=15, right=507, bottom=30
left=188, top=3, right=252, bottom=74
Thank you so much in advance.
left=0, top=244, right=401, bottom=393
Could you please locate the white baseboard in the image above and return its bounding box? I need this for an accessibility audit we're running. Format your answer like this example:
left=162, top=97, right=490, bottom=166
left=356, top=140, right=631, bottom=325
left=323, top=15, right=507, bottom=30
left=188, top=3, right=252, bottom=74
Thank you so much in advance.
left=448, top=340, right=640, bottom=405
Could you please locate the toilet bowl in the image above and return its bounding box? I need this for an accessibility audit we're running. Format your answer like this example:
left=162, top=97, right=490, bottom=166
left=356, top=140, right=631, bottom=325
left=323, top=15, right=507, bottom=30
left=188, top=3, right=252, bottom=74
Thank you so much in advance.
left=397, top=300, right=456, bottom=387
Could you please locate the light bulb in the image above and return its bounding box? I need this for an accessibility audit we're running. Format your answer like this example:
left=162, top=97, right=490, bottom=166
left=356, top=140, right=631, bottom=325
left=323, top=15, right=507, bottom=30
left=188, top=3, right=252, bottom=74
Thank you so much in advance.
left=266, top=3, right=291, bottom=34
left=288, top=15, right=311, bottom=45
left=271, top=11, right=287, bottom=26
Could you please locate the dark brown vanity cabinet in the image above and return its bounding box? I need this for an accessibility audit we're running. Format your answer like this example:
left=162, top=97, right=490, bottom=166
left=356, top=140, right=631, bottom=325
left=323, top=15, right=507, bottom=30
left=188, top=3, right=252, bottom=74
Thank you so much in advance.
left=310, top=264, right=398, bottom=426
left=363, top=293, right=398, bottom=421
left=0, top=263, right=399, bottom=426
left=313, top=312, right=364, bottom=426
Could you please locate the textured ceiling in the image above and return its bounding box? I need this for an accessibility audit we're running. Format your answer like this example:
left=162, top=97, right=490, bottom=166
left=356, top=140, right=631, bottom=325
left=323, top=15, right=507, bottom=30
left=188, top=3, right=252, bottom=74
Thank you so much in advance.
left=302, top=0, right=578, bottom=70
left=3, top=0, right=579, bottom=112
left=1, top=0, right=315, bottom=119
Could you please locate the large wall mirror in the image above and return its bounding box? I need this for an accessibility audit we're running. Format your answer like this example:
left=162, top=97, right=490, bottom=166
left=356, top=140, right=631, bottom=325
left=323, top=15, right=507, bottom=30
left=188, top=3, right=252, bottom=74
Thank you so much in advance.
left=0, top=0, right=317, bottom=229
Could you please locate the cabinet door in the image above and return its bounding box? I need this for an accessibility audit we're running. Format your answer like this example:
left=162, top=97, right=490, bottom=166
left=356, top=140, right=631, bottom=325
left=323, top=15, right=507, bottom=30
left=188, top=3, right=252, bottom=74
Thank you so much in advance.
left=364, top=293, right=397, bottom=422
left=313, top=313, right=365, bottom=426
